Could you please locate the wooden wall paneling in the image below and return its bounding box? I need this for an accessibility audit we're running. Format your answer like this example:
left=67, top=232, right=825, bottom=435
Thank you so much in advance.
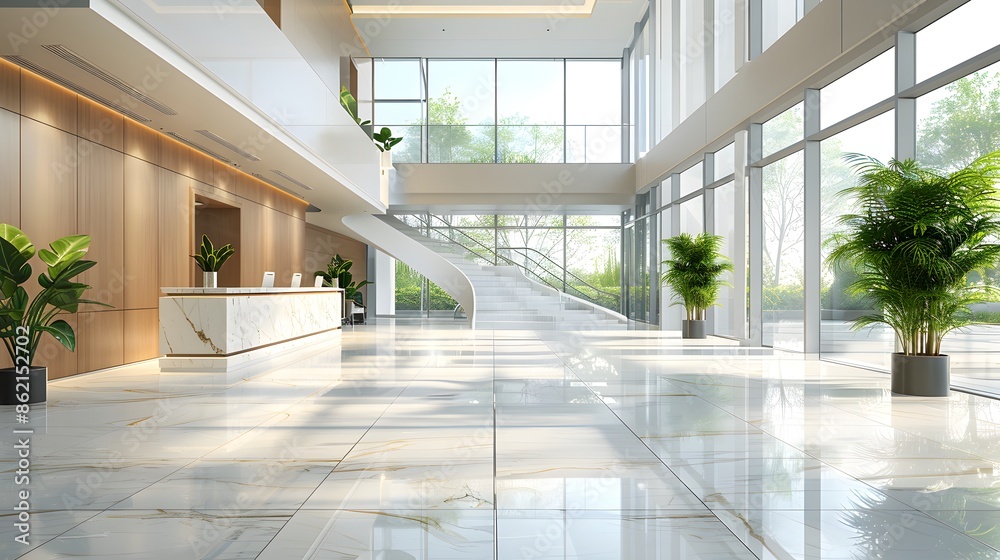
left=20, top=118, right=78, bottom=285
left=240, top=202, right=265, bottom=286
left=35, top=315, right=77, bottom=379
left=77, top=310, right=124, bottom=373
left=159, top=135, right=192, bottom=178
left=269, top=209, right=290, bottom=285
left=235, top=172, right=261, bottom=204
left=213, top=161, right=238, bottom=195
left=158, top=168, right=194, bottom=288
left=189, top=150, right=214, bottom=185
left=123, top=119, right=158, bottom=164
left=78, top=98, right=123, bottom=152
left=124, top=309, right=160, bottom=363
left=258, top=180, right=277, bottom=209
left=305, top=224, right=368, bottom=301
left=293, top=200, right=307, bottom=221
left=0, top=109, right=18, bottom=227
left=20, top=71, right=77, bottom=135
left=124, top=156, right=160, bottom=309
left=78, top=140, right=125, bottom=309
left=0, top=59, right=19, bottom=113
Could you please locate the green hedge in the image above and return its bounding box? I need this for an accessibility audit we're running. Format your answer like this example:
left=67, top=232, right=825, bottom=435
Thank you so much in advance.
left=763, top=285, right=804, bottom=311
left=395, top=283, right=459, bottom=311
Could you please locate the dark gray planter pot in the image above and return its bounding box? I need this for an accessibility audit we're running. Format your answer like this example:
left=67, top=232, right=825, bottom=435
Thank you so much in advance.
left=682, top=319, right=707, bottom=339
left=0, top=366, right=47, bottom=405
left=891, top=353, right=949, bottom=397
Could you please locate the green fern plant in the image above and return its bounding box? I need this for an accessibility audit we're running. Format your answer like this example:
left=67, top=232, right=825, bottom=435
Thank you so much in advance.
left=192, top=234, right=235, bottom=273
left=661, top=233, right=733, bottom=321
left=827, top=152, right=1000, bottom=356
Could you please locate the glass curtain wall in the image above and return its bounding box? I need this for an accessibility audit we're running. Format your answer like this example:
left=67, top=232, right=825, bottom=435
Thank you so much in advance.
left=567, top=61, right=624, bottom=163
left=372, top=59, right=424, bottom=163
left=913, top=0, right=1000, bottom=390
left=819, top=111, right=895, bottom=368
left=372, top=58, right=622, bottom=163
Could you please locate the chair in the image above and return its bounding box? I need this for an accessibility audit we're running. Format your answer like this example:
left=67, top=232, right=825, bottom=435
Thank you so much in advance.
left=349, top=300, right=366, bottom=325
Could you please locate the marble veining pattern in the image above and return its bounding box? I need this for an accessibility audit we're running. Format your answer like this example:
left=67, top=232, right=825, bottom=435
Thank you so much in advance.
left=159, top=292, right=342, bottom=356
left=4, top=322, right=1000, bottom=558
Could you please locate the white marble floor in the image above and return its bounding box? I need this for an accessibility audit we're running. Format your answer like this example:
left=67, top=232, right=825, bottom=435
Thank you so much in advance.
left=4, top=320, right=1000, bottom=559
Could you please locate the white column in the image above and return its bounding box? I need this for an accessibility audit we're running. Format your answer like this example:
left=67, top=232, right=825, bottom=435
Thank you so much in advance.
left=375, top=249, right=395, bottom=316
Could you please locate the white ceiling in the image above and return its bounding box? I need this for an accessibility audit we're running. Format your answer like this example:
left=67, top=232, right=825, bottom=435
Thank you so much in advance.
left=351, top=0, right=647, bottom=58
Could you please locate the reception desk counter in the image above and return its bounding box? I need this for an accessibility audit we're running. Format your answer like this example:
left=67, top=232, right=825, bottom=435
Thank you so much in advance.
left=159, top=287, right=344, bottom=379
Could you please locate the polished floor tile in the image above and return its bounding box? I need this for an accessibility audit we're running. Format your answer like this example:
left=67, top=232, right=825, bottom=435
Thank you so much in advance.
left=4, top=320, right=1000, bottom=558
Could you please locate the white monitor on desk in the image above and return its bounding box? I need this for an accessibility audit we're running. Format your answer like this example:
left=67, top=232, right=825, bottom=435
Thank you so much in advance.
left=290, top=273, right=302, bottom=288
left=261, top=271, right=275, bottom=288
left=313, top=275, right=325, bottom=288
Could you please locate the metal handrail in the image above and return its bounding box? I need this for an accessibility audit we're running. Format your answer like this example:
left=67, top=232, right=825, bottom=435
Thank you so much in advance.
left=389, top=215, right=566, bottom=294
left=388, top=214, right=619, bottom=312
left=497, top=246, right=619, bottom=301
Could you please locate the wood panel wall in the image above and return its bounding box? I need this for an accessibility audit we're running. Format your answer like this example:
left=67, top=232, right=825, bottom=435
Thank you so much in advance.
left=305, top=224, right=369, bottom=304
left=0, top=58, right=315, bottom=379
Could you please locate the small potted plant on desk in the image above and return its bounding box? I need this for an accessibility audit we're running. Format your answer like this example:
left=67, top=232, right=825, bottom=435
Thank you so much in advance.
left=193, top=234, right=235, bottom=289
left=661, top=233, right=733, bottom=339
left=316, top=254, right=372, bottom=324
left=827, top=153, right=1000, bottom=397
left=0, top=225, right=110, bottom=404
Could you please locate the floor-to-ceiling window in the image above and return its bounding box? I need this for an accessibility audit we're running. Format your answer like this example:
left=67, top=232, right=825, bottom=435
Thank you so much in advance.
left=372, top=58, right=424, bottom=164
left=911, top=0, right=1000, bottom=391
left=759, top=104, right=805, bottom=351
left=426, top=59, right=496, bottom=163
left=566, top=60, right=624, bottom=163
left=371, top=58, right=623, bottom=163
left=818, top=111, right=896, bottom=368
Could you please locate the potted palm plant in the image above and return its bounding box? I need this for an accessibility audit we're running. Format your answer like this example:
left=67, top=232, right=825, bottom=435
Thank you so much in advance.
left=0, top=225, right=110, bottom=404
left=661, top=233, right=733, bottom=339
left=192, top=234, right=235, bottom=289
left=827, top=153, right=1000, bottom=397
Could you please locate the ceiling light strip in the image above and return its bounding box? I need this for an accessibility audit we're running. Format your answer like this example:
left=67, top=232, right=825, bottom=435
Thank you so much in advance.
left=250, top=173, right=301, bottom=197
left=165, top=132, right=233, bottom=164
left=271, top=170, right=314, bottom=191
left=42, top=45, right=178, bottom=116
left=196, top=129, right=262, bottom=161
left=2, top=55, right=151, bottom=123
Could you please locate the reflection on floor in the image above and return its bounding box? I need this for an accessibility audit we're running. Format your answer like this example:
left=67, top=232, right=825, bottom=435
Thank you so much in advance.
left=3, top=319, right=1000, bottom=558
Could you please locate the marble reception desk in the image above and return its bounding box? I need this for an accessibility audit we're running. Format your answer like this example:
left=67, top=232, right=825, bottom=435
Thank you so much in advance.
left=159, top=287, right=344, bottom=379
